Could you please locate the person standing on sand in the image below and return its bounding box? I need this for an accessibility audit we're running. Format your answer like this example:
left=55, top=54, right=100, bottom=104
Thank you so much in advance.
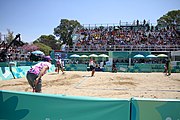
left=167, top=58, right=171, bottom=76
left=164, top=58, right=171, bottom=76
left=26, top=56, right=52, bottom=92
left=112, top=62, right=117, bottom=73
left=89, top=57, right=96, bottom=77
left=164, top=60, right=168, bottom=75
left=56, top=56, right=65, bottom=74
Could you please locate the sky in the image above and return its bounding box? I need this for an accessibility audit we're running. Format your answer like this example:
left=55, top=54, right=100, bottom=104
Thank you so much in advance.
left=0, top=0, right=180, bottom=43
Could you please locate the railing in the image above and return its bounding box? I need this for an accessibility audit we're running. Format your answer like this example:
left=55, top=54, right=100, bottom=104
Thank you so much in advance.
left=64, top=45, right=180, bottom=52
left=81, top=21, right=156, bottom=29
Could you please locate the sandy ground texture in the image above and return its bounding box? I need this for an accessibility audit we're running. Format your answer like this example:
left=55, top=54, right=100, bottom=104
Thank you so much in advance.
left=0, top=71, right=180, bottom=99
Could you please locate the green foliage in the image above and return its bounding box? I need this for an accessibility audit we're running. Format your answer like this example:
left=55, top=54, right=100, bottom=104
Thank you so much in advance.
left=34, top=34, right=60, bottom=50
left=54, top=19, right=82, bottom=47
left=6, top=29, right=14, bottom=44
left=34, top=42, right=52, bottom=55
left=21, top=44, right=39, bottom=52
left=157, top=10, right=180, bottom=27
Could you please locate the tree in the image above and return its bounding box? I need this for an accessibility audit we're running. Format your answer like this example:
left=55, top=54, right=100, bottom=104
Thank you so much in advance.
left=34, top=34, right=59, bottom=50
left=54, top=19, right=82, bottom=47
left=6, top=29, right=14, bottom=44
left=21, top=44, right=39, bottom=52
left=157, top=10, right=180, bottom=27
left=34, top=42, right=52, bottom=55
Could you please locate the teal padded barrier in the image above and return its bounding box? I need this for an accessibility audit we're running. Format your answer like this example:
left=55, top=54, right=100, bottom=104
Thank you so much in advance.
left=131, top=97, right=180, bottom=120
left=0, top=67, right=14, bottom=80
left=17, top=66, right=31, bottom=78
left=65, top=64, right=87, bottom=71
left=0, top=65, right=56, bottom=80
left=171, top=66, right=180, bottom=73
left=127, top=66, right=139, bottom=73
left=11, top=65, right=55, bottom=78
left=104, top=65, right=130, bottom=72
left=134, top=64, right=152, bottom=72
left=116, top=65, right=128, bottom=72
left=0, top=62, right=8, bottom=67
left=0, top=90, right=130, bottom=120
left=104, top=65, right=112, bottom=72
left=48, top=64, right=56, bottom=72
left=20, top=66, right=31, bottom=75
left=151, top=64, right=165, bottom=72
left=128, top=66, right=135, bottom=72
left=11, top=66, right=26, bottom=79
left=16, top=61, right=27, bottom=66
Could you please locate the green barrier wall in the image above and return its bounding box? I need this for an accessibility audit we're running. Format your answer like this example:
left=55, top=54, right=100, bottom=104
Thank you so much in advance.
left=116, top=65, right=128, bottom=72
left=0, top=67, right=14, bottom=80
left=131, top=98, right=180, bottom=120
left=0, top=65, right=55, bottom=80
left=104, top=64, right=167, bottom=73
left=65, top=64, right=87, bottom=71
left=172, top=66, right=180, bottom=73
left=104, top=65, right=112, bottom=72
left=11, top=66, right=31, bottom=79
left=0, top=62, right=9, bottom=67
left=151, top=64, right=165, bottom=72
left=1, top=91, right=179, bottom=120
left=134, top=64, right=152, bottom=72
left=0, top=64, right=179, bottom=80
left=0, top=90, right=130, bottom=120
left=48, top=64, right=56, bottom=72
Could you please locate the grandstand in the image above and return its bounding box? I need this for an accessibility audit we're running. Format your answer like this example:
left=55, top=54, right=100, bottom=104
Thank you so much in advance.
left=0, top=21, right=180, bottom=120
left=67, top=21, right=180, bottom=52
left=55, top=21, right=180, bottom=72
left=1, top=21, right=180, bottom=72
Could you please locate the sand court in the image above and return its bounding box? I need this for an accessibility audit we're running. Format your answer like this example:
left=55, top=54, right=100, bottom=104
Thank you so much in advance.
left=0, top=71, right=180, bottom=99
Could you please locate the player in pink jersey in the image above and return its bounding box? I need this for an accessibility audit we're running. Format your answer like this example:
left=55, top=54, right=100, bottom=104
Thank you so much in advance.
left=26, top=56, right=52, bottom=92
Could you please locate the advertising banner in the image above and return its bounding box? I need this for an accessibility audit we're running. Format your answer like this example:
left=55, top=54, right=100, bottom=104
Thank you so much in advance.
left=0, top=90, right=130, bottom=120
left=0, top=67, right=13, bottom=80
left=131, top=97, right=180, bottom=120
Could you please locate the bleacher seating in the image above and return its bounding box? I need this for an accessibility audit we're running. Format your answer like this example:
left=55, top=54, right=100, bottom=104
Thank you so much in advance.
left=65, top=24, right=180, bottom=52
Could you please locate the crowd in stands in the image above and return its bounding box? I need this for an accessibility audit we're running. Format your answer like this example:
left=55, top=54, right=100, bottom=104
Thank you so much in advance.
left=0, top=41, right=29, bottom=61
left=1, top=21, right=180, bottom=62
left=69, top=23, right=180, bottom=51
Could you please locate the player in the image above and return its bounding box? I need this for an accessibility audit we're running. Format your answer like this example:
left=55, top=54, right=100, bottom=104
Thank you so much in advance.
left=26, top=56, right=52, bottom=92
